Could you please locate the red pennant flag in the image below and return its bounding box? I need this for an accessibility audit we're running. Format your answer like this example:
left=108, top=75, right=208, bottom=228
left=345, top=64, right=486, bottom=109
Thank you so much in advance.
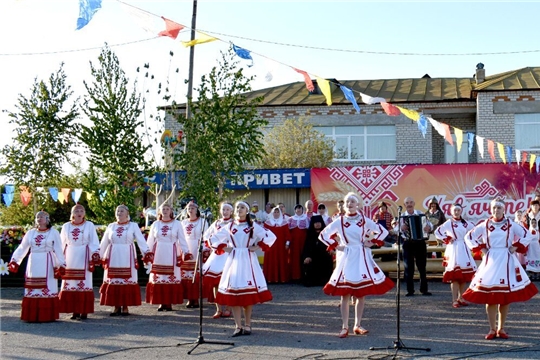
left=442, top=123, right=453, bottom=146
left=487, top=140, right=496, bottom=161
left=381, top=102, right=401, bottom=116
left=20, top=186, right=32, bottom=206
left=158, top=17, right=184, bottom=39
left=521, top=151, right=528, bottom=166
left=293, top=68, right=314, bottom=92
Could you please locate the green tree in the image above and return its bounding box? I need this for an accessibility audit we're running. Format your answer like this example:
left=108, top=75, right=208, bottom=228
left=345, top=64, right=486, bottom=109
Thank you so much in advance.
left=79, top=45, right=152, bottom=224
left=256, top=117, right=335, bottom=169
left=0, top=63, right=80, bottom=214
left=170, top=48, right=267, bottom=212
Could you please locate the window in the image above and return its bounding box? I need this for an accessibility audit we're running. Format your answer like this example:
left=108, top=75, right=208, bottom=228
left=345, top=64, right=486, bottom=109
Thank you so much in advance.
left=315, top=125, right=396, bottom=161
left=444, top=134, right=469, bottom=164
left=515, top=113, right=540, bottom=151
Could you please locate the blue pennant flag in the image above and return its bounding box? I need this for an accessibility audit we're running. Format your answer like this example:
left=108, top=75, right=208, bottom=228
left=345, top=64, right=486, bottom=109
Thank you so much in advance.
left=5, top=184, right=15, bottom=194
left=418, top=115, right=428, bottom=138
left=339, top=85, right=360, bottom=113
left=232, top=43, right=254, bottom=67
left=49, top=187, right=59, bottom=202
left=506, top=145, right=513, bottom=164
left=2, top=193, right=14, bottom=207
left=536, top=158, right=540, bottom=173
left=72, top=189, right=83, bottom=203
left=76, top=0, right=102, bottom=30
left=467, top=133, right=475, bottom=155
left=99, top=190, right=107, bottom=202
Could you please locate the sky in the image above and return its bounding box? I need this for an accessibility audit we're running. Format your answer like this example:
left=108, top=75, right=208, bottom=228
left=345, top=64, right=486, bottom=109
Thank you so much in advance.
left=1, top=0, right=539, bottom=175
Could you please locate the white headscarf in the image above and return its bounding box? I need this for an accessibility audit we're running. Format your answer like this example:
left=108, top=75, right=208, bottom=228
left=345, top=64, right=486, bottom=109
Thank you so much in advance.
left=266, top=206, right=285, bottom=226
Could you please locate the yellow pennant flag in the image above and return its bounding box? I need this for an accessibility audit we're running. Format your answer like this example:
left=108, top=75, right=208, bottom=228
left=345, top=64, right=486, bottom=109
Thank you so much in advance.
left=497, top=142, right=506, bottom=164
left=396, top=106, right=420, bottom=121
left=58, top=192, right=65, bottom=204
left=454, top=127, right=463, bottom=153
left=86, top=192, right=93, bottom=201
left=316, top=77, right=332, bottom=106
left=182, top=32, right=217, bottom=47
left=531, top=154, right=537, bottom=172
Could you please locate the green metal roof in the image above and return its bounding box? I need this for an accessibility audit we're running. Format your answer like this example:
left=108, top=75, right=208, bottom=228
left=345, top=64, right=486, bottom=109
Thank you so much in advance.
left=473, top=67, right=540, bottom=91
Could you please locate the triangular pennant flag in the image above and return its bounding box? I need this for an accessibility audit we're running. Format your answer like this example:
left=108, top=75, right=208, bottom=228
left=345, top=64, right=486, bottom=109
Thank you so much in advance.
left=20, top=187, right=31, bottom=207
left=497, top=142, right=506, bottom=164
left=182, top=32, right=218, bottom=47
left=506, top=146, right=513, bottom=164
left=522, top=151, right=528, bottom=166
left=232, top=43, right=254, bottom=67
left=158, top=17, right=184, bottom=39
left=467, top=132, right=475, bottom=155
left=339, top=85, right=360, bottom=113
left=516, top=150, right=521, bottom=165
left=418, top=114, right=428, bottom=138
left=76, top=0, right=102, bottom=30
left=316, top=77, right=332, bottom=106
left=5, top=184, right=14, bottom=194
left=119, top=1, right=163, bottom=34
left=72, top=189, right=83, bottom=203
left=536, top=158, right=540, bottom=173
left=360, top=92, right=385, bottom=105
left=293, top=68, right=314, bottom=92
left=454, top=127, right=463, bottom=152
left=61, top=188, right=71, bottom=204
left=99, top=190, right=107, bottom=202
left=476, top=135, right=485, bottom=159
left=487, top=140, right=495, bottom=161
left=58, top=192, right=65, bottom=204
left=3, top=193, right=14, bottom=207
left=396, top=106, right=420, bottom=121
left=49, top=187, right=58, bottom=202
left=442, top=124, right=453, bottom=145
left=86, top=191, right=93, bottom=201
left=381, top=102, right=401, bottom=116
left=531, top=154, right=537, bottom=172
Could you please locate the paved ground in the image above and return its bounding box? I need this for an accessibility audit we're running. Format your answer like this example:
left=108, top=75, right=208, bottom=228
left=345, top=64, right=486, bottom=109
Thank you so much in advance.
left=1, top=279, right=540, bottom=360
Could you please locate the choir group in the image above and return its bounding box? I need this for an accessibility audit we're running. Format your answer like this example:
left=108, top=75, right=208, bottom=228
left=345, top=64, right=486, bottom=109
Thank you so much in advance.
left=7, top=193, right=539, bottom=340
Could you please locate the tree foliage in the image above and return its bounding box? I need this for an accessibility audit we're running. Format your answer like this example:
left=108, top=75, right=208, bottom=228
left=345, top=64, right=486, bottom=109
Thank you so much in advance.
left=79, top=45, right=152, bottom=223
left=170, top=48, right=267, bottom=212
left=0, top=63, right=80, bottom=213
left=256, top=117, right=335, bottom=169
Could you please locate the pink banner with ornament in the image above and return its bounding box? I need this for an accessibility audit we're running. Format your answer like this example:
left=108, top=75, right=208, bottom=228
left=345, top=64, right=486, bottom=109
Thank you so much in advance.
left=310, top=164, right=540, bottom=224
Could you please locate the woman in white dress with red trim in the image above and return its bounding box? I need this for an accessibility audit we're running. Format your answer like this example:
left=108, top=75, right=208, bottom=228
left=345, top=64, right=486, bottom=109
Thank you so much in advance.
left=180, top=201, right=209, bottom=308
left=59, top=204, right=101, bottom=320
left=8, top=211, right=66, bottom=322
left=210, top=201, right=277, bottom=337
left=463, top=198, right=538, bottom=340
left=435, top=203, right=477, bottom=308
left=202, top=202, right=233, bottom=319
left=318, top=192, right=394, bottom=338
left=99, top=205, right=154, bottom=316
left=145, top=203, right=190, bottom=311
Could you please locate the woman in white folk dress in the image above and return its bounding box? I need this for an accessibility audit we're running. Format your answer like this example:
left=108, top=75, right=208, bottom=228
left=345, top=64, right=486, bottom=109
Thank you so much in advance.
left=180, top=201, right=209, bottom=308
left=522, top=199, right=540, bottom=277
left=210, top=201, right=277, bottom=337
left=59, top=204, right=100, bottom=320
left=9, top=211, right=66, bottom=322
left=318, top=192, right=394, bottom=338
left=435, top=203, right=477, bottom=308
left=463, top=198, right=538, bottom=340
left=202, top=202, right=234, bottom=319
left=99, top=205, right=154, bottom=316
left=145, top=203, right=190, bottom=311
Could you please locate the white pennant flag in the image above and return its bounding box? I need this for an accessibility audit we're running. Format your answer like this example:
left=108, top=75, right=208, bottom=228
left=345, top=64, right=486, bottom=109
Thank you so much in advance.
left=360, top=92, right=386, bottom=105
left=476, top=135, right=485, bottom=159
left=516, top=149, right=521, bottom=165
left=427, top=117, right=446, bottom=137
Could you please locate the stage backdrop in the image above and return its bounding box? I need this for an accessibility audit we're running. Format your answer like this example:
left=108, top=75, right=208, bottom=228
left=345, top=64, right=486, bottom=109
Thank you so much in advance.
left=311, top=164, right=540, bottom=224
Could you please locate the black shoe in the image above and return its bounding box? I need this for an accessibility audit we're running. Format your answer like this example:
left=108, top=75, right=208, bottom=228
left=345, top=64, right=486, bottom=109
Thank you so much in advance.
left=157, top=306, right=164, bottom=312
left=80, top=314, right=87, bottom=320
left=421, top=292, right=432, bottom=296
left=70, top=313, right=80, bottom=320
left=405, top=292, right=415, bottom=297
left=110, top=309, right=121, bottom=317
left=232, top=328, right=243, bottom=337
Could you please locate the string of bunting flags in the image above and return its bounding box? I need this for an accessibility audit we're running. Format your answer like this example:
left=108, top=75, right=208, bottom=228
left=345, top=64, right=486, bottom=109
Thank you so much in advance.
left=0, top=186, right=107, bottom=208
left=72, top=1, right=540, bottom=173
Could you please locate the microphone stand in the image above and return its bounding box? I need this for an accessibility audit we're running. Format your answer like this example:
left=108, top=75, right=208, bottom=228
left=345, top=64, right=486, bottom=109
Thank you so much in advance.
left=369, top=207, right=430, bottom=358
left=178, top=210, right=234, bottom=354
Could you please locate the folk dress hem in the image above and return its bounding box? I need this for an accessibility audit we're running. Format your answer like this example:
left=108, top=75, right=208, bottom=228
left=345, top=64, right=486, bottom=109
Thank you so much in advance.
left=442, top=268, right=476, bottom=283
left=216, top=290, right=272, bottom=307
left=21, top=296, right=60, bottom=323
left=58, top=291, right=95, bottom=313
left=145, top=283, right=184, bottom=305
left=462, top=283, right=538, bottom=305
left=323, top=277, right=395, bottom=297
left=99, top=283, right=142, bottom=306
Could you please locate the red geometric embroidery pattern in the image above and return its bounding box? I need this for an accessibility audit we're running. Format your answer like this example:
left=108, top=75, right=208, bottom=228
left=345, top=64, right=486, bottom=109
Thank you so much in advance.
left=34, top=234, right=45, bottom=247
left=115, top=226, right=126, bottom=238
left=161, top=225, right=170, bottom=237
left=71, top=227, right=81, bottom=241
